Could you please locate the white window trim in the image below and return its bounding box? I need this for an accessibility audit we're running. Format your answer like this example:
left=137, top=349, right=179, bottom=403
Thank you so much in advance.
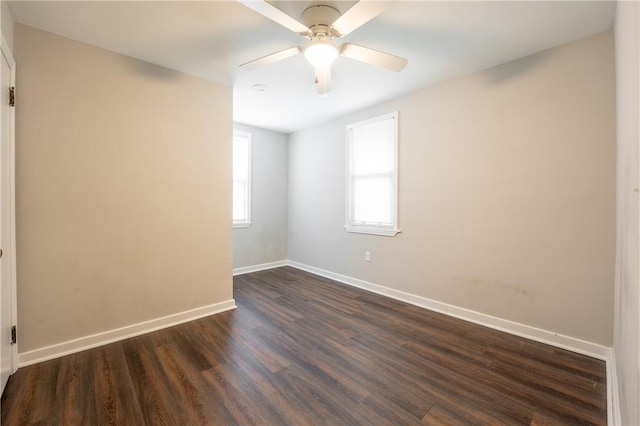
left=233, top=130, right=251, bottom=229
left=345, top=111, right=401, bottom=237
left=343, top=225, right=400, bottom=237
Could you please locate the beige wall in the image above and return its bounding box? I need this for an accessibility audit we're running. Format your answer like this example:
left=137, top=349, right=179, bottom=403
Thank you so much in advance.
left=613, top=1, right=640, bottom=424
left=15, top=25, right=233, bottom=352
left=289, top=30, right=616, bottom=346
left=233, top=123, right=288, bottom=269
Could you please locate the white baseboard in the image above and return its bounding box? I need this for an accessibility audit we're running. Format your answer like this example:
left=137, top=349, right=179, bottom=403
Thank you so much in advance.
left=17, top=259, right=621, bottom=425
left=19, top=299, right=236, bottom=367
left=286, top=261, right=622, bottom=424
left=246, top=261, right=625, bottom=424
left=233, top=260, right=288, bottom=276
left=287, top=260, right=611, bottom=361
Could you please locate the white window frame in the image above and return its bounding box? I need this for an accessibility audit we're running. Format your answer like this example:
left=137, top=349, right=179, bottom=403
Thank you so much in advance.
left=233, top=130, right=251, bottom=228
left=344, top=111, right=400, bottom=237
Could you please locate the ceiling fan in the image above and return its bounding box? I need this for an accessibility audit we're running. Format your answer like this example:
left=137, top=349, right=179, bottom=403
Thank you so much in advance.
left=238, top=1, right=408, bottom=95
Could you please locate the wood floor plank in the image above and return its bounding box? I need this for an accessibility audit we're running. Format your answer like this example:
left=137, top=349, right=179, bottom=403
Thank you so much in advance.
left=212, top=314, right=292, bottom=374
left=265, top=319, right=436, bottom=419
left=155, top=342, right=236, bottom=425
left=1, top=363, right=46, bottom=425
left=201, top=364, right=269, bottom=425
left=53, top=351, right=99, bottom=425
left=2, top=266, right=607, bottom=425
left=92, top=344, right=145, bottom=425
left=122, top=337, right=187, bottom=425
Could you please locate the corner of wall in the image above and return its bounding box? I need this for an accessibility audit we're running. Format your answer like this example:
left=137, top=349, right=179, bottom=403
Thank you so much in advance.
left=613, top=1, right=640, bottom=425
left=1, top=0, right=15, bottom=53
left=606, top=350, right=622, bottom=426
left=235, top=259, right=621, bottom=423
left=232, top=123, right=290, bottom=270
left=18, top=300, right=237, bottom=367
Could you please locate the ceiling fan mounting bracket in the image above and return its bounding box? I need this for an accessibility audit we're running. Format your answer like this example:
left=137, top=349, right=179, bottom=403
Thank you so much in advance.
left=301, top=5, right=341, bottom=38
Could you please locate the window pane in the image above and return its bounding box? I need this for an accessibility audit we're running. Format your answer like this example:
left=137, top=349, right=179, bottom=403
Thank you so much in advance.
left=352, top=175, right=393, bottom=225
left=233, top=132, right=250, bottom=224
left=233, top=137, right=249, bottom=180
left=352, top=120, right=394, bottom=175
left=233, top=180, right=246, bottom=221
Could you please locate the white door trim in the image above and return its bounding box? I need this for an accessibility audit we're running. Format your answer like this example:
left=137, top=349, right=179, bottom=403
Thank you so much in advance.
left=1, top=34, right=17, bottom=374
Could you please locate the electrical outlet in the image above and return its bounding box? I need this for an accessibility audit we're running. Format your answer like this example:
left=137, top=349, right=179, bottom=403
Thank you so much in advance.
left=365, top=251, right=371, bottom=262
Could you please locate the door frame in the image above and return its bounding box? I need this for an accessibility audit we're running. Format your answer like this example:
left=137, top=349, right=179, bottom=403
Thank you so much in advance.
left=1, top=34, right=17, bottom=374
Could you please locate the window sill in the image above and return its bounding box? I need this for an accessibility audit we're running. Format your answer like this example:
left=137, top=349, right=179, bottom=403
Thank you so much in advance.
left=233, top=222, right=251, bottom=229
left=344, top=226, right=401, bottom=237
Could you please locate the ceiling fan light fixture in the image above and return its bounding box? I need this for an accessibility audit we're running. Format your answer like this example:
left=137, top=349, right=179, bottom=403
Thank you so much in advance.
left=304, top=39, right=338, bottom=68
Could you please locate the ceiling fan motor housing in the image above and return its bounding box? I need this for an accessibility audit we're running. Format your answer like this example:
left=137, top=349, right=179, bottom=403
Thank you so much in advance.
left=301, top=5, right=341, bottom=38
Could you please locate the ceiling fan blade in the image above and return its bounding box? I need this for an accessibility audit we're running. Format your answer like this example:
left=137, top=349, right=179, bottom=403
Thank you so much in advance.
left=240, top=46, right=303, bottom=70
left=331, top=1, right=395, bottom=37
left=238, top=0, right=310, bottom=35
left=315, top=66, right=331, bottom=95
left=340, top=43, right=407, bottom=72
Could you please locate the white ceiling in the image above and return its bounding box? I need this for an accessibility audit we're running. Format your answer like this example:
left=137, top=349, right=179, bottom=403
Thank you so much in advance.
left=8, top=1, right=615, bottom=134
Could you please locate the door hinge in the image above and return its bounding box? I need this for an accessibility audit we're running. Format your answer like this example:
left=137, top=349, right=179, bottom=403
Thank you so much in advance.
left=10, top=325, right=16, bottom=344
left=9, top=86, right=15, bottom=107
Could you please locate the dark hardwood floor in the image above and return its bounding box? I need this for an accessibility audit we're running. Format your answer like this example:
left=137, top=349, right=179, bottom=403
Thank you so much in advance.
left=2, top=266, right=607, bottom=425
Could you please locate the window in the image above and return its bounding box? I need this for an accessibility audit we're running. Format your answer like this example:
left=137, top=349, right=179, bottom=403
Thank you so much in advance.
left=233, top=131, right=251, bottom=228
left=345, top=111, right=400, bottom=236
